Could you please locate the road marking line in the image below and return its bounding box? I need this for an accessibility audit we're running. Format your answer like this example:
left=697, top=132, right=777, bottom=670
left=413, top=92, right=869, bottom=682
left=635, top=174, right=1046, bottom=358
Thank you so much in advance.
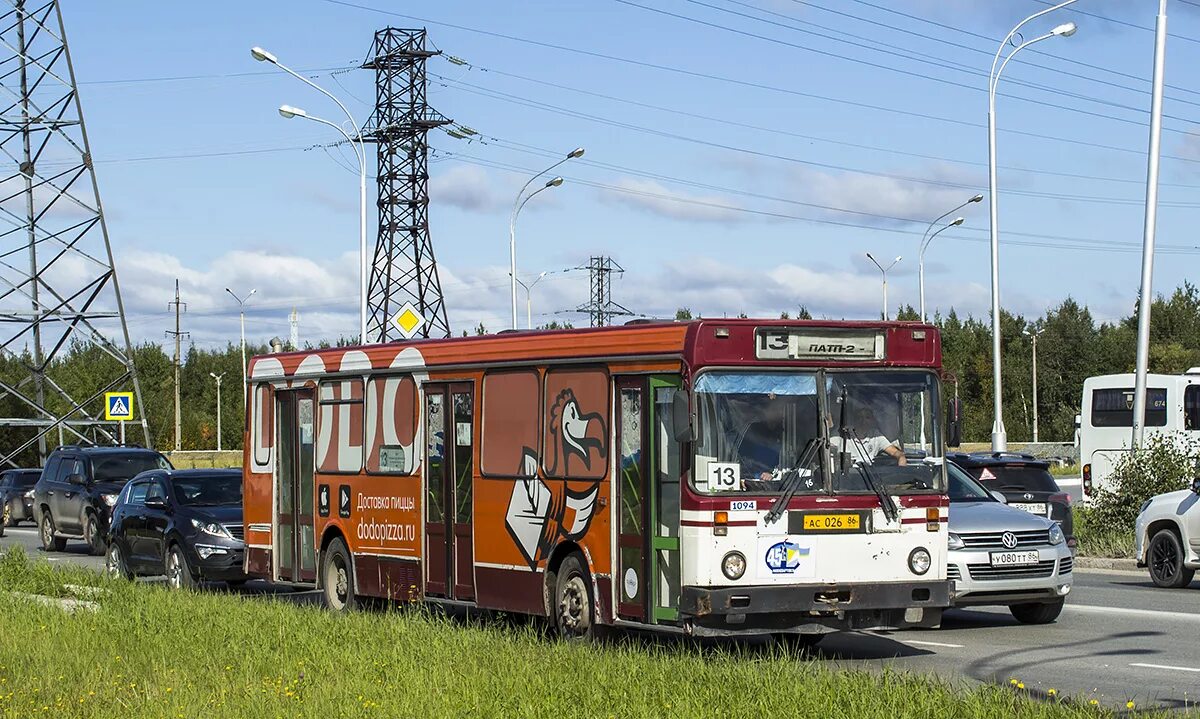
left=1130, top=663, right=1200, bottom=673
left=1066, top=604, right=1200, bottom=622
left=905, top=640, right=965, bottom=648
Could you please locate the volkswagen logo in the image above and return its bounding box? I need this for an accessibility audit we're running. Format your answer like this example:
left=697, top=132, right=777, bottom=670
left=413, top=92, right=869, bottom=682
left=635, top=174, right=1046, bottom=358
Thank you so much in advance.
left=1001, top=531, right=1019, bottom=549
left=1023, top=492, right=1034, bottom=501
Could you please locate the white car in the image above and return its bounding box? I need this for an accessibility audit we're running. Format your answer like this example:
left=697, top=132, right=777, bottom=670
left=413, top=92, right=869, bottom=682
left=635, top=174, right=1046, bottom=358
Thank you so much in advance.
left=1135, top=479, right=1200, bottom=588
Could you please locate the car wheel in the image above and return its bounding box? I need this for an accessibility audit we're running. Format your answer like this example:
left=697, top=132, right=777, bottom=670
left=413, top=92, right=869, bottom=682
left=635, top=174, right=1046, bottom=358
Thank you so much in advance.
left=1009, top=599, right=1065, bottom=625
left=0, top=504, right=7, bottom=537
left=39, top=511, right=66, bottom=552
left=165, top=544, right=196, bottom=591
left=554, top=553, right=596, bottom=641
left=321, top=538, right=356, bottom=612
left=105, top=542, right=132, bottom=581
left=84, top=513, right=106, bottom=556
left=1148, top=529, right=1195, bottom=588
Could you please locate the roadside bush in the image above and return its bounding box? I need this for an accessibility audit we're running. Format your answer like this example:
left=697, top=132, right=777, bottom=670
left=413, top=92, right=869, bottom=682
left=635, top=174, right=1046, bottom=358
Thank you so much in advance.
left=1072, top=508, right=1135, bottom=558
left=1090, top=433, right=1198, bottom=529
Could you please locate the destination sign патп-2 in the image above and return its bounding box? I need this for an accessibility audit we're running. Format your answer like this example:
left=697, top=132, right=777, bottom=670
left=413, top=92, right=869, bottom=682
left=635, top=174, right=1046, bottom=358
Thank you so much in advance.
left=756, top=328, right=886, bottom=361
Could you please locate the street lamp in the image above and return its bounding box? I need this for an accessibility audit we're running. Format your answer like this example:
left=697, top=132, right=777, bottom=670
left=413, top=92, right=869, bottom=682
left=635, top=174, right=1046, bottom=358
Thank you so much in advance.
left=919, top=194, right=982, bottom=321
left=510, top=148, right=584, bottom=330
left=1022, top=328, right=1045, bottom=444
left=253, top=46, right=368, bottom=345
left=865, top=253, right=902, bottom=320
left=987, top=6, right=1078, bottom=452
left=225, top=287, right=256, bottom=408
left=210, top=372, right=225, bottom=452
left=515, top=271, right=549, bottom=330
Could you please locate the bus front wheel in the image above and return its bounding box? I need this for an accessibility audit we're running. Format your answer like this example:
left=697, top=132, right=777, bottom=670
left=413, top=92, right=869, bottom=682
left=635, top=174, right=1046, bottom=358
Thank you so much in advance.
left=322, top=538, right=358, bottom=612
left=554, top=553, right=595, bottom=641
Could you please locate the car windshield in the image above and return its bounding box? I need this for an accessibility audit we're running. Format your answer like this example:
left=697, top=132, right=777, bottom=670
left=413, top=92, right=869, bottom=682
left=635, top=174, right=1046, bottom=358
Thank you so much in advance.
left=968, top=465, right=1058, bottom=493
left=92, top=453, right=172, bottom=483
left=170, top=473, right=242, bottom=507
left=692, top=370, right=944, bottom=494
left=948, top=462, right=994, bottom=502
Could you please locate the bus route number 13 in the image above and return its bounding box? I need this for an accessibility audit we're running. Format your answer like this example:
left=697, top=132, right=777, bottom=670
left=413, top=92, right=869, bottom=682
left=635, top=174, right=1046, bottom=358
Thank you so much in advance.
left=709, top=462, right=740, bottom=491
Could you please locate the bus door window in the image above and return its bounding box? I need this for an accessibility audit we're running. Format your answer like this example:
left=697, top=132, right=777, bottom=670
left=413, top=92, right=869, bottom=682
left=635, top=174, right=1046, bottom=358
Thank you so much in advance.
left=425, top=391, right=448, bottom=596
left=616, top=382, right=647, bottom=620
left=1185, top=385, right=1200, bottom=430
left=652, top=380, right=681, bottom=620
left=452, top=388, right=475, bottom=601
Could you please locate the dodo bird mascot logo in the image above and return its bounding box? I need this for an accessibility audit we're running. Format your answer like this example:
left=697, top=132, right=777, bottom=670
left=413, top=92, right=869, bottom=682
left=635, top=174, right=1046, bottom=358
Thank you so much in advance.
left=504, top=387, right=607, bottom=568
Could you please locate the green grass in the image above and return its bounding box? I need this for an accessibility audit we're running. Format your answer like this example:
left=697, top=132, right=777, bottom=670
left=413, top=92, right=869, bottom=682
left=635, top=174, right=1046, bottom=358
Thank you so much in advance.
left=0, top=547, right=1171, bottom=718
left=1049, top=464, right=1080, bottom=478
left=1072, top=508, right=1137, bottom=559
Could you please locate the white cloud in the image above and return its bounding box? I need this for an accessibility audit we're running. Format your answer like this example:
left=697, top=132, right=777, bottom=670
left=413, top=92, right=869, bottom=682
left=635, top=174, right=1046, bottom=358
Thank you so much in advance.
left=601, top=177, right=747, bottom=224
left=428, top=165, right=508, bottom=213
left=790, top=164, right=985, bottom=227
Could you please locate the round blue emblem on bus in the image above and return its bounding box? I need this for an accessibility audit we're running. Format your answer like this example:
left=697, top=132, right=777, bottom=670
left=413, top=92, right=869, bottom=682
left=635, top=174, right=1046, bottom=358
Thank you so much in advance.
left=765, top=540, right=809, bottom=574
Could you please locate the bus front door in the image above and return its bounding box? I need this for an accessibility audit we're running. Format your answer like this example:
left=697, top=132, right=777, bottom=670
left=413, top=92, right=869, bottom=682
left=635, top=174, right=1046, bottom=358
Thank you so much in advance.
left=423, top=383, right=476, bottom=601
left=275, top=390, right=317, bottom=584
left=616, top=375, right=682, bottom=623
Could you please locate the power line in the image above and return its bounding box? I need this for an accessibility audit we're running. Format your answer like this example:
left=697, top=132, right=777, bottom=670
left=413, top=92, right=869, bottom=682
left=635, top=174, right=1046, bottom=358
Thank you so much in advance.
left=433, top=73, right=1200, bottom=208
left=445, top=57, right=1200, bottom=191
left=315, top=0, right=1200, bottom=163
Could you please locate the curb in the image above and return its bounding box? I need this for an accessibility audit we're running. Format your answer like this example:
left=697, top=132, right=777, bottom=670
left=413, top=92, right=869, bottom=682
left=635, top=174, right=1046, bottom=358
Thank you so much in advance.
left=1074, top=556, right=1140, bottom=572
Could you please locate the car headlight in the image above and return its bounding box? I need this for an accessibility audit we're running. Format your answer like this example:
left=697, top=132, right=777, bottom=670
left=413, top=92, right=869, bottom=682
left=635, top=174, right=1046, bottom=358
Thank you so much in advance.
left=721, top=551, right=747, bottom=580
left=1138, top=499, right=1152, bottom=516
left=191, top=518, right=232, bottom=539
left=908, top=547, right=932, bottom=575
left=101, top=493, right=119, bottom=507
left=1048, top=523, right=1065, bottom=546
left=23, top=489, right=34, bottom=499
left=948, top=532, right=964, bottom=551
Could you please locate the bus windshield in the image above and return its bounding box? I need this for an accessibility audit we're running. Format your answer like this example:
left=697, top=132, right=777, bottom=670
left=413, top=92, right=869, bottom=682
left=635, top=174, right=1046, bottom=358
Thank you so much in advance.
left=692, top=370, right=943, bottom=495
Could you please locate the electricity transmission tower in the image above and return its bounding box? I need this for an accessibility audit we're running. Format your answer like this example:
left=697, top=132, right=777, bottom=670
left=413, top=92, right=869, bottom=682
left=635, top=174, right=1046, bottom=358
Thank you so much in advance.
left=0, top=0, right=148, bottom=465
left=361, top=28, right=452, bottom=341
left=574, top=256, right=633, bottom=327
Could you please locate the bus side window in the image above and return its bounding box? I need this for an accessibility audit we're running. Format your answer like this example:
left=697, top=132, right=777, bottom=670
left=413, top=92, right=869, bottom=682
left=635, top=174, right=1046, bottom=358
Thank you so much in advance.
left=1186, top=386, right=1200, bottom=430
left=365, top=376, right=418, bottom=474
left=481, top=370, right=540, bottom=477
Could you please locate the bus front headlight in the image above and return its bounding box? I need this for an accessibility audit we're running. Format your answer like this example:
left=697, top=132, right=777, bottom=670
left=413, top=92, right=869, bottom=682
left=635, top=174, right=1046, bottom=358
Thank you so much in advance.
left=721, top=551, right=746, bottom=580
left=908, top=547, right=932, bottom=576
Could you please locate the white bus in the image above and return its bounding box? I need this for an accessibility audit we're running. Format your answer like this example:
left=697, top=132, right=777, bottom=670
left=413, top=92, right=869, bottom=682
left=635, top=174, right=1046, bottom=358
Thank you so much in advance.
left=1079, top=370, right=1200, bottom=498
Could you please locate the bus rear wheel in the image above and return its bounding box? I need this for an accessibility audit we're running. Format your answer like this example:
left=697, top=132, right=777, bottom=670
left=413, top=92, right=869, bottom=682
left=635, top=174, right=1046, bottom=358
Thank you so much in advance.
left=322, top=538, right=357, bottom=612
left=554, top=553, right=595, bottom=641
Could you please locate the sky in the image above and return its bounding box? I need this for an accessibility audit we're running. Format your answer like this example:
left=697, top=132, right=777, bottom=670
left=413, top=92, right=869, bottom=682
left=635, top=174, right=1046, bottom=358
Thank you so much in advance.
left=22, top=0, right=1200, bottom=350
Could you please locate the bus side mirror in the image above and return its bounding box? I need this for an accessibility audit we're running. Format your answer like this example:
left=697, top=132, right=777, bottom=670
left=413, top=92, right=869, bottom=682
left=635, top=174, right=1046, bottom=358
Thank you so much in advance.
left=672, top=390, right=695, bottom=443
left=946, top=398, right=962, bottom=448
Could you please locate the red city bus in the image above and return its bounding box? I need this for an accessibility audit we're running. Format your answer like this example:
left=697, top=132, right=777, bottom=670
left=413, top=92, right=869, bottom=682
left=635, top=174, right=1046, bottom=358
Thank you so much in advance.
left=242, top=319, right=950, bottom=640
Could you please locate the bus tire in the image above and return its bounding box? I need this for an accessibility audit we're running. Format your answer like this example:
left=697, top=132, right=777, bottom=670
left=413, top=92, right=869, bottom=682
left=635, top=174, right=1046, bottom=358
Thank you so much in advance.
left=554, top=553, right=595, bottom=641
left=1148, top=528, right=1195, bottom=588
left=322, top=538, right=357, bottom=612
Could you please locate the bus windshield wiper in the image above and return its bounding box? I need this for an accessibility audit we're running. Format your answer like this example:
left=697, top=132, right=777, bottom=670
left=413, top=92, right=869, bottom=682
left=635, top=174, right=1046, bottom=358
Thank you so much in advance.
left=765, top=437, right=825, bottom=526
left=848, top=429, right=899, bottom=523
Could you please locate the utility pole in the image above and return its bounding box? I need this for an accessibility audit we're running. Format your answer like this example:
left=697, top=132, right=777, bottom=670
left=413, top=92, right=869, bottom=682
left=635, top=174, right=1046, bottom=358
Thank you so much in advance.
left=210, top=372, right=224, bottom=452
left=1024, top=328, right=1044, bottom=443
left=165, top=280, right=189, bottom=452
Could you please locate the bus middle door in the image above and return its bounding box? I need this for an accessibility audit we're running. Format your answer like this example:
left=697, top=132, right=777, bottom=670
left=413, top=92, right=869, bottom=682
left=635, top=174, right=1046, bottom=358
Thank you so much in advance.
left=423, top=382, right=476, bottom=601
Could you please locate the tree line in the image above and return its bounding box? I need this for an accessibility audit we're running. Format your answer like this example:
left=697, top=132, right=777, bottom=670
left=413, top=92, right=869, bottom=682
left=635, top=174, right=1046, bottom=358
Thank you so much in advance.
left=3, top=282, right=1197, bottom=465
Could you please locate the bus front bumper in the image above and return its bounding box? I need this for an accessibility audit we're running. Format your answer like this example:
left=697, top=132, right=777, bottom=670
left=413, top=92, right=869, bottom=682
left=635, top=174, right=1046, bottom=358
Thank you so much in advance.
left=679, top=580, right=950, bottom=633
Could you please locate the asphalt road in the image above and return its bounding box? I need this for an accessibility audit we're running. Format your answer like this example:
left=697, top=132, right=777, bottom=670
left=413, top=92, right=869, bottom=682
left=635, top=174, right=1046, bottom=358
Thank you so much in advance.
left=2, top=523, right=1195, bottom=709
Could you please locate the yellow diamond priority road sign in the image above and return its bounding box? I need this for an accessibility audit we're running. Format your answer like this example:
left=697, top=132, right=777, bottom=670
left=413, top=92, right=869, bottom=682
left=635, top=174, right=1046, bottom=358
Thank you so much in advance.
left=391, top=302, right=426, bottom=340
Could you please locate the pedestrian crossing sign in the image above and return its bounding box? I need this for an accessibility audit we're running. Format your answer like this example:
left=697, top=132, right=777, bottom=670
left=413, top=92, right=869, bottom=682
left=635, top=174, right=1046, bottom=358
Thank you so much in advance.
left=104, top=392, right=134, bottom=421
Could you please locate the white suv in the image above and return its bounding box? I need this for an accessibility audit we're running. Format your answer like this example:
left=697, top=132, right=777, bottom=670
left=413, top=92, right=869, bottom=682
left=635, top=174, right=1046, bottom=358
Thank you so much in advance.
left=1135, top=479, right=1200, bottom=588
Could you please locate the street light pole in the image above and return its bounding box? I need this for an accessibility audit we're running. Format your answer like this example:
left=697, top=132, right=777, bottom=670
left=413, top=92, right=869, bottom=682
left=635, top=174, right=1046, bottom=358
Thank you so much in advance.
left=919, top=215, right=967, bottom=322
left=515, top=271, right=549, bottom=329
left=920, top=194, right=981, bottom=321
left=225, top=288, right=256, bottom=409
left=210, top=372, right=224, bottom=452
left=252, top=47, right=368, bottom=345
left=1133, top=0, right=1170, bottom=449
left=1023, top=328, right=1044, bottom=443
left=509, top=148, right=584, bottom=330
left=987, top=6, right=1078, bottom=451
left=865, top=253, right=901, bottom=320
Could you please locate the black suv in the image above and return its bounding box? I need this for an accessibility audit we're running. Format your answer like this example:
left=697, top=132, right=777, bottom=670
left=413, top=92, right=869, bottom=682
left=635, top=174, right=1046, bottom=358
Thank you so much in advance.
left=106, top=469, right=246, bottom=589
left=33, top=445, right=172, bottom=555
left=1, top=468, right=42, bottom=535
left=947, top=451, right=1074, bottom=545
